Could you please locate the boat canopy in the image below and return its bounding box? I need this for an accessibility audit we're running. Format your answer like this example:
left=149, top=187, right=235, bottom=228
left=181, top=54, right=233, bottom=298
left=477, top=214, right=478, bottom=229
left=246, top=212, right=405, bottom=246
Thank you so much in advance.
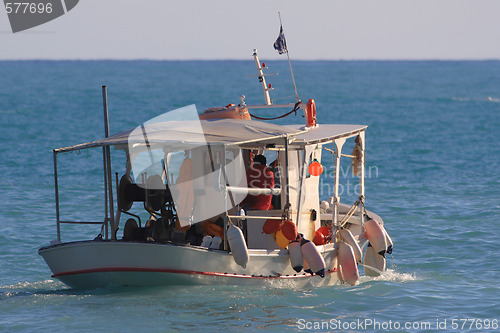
left=290, top=124, right=367, bottom=146
left=54, top=119, right=367, bottom=153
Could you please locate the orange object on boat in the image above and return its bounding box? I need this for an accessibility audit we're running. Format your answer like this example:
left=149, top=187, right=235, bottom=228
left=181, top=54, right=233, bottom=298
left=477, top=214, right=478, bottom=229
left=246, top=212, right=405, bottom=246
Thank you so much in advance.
left=262, top=219, right=281, bottom=234
left=281, top=220, right=298, bottom=241
left=305, top=99, right=316, bottom=127
left=275, top=229, right=290, bottom=249
left=313, top=230, right=325, bottom=245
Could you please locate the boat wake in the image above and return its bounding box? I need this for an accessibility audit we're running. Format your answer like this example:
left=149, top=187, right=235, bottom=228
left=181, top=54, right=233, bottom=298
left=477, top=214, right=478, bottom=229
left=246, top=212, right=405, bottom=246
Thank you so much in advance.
left=359, top=268, right=417, bottom=284
left=0, top=279, right=70, bottom=299
left=452, top=96, right=499, bottom=103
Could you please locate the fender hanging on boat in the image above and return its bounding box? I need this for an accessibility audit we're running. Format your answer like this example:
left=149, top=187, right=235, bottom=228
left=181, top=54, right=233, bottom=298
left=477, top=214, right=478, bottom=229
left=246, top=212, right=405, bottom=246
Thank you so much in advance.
left=337, top=242, right=359, bottom=286
left=364, top=219, right=387, bottom=257
left=380, top=225, right=393, bottom=254
left=288, top=239, right=303, bottom=273
left=363, top=242, right=386, bottom=277
left=227, top=224, right=249, bottom=268
left=300, top=238, right=326, bottom=278
left=339, top=227, right=362, bottom=264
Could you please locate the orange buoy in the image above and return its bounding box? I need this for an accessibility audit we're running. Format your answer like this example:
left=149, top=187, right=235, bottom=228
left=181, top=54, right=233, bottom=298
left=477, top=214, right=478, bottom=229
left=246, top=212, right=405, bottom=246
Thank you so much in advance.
left=281, top=220, right=298, bottom=241
left=317, top=226, right=332, bottom=242
left=313, top=230, right=325, bottom=245
left=318, top=226, right=332, bottom=237
left=275, top=229, right=290, bottom=249
left=308, top=159, right=323, bottom=176
left=262, top=219, right=281, bottom=234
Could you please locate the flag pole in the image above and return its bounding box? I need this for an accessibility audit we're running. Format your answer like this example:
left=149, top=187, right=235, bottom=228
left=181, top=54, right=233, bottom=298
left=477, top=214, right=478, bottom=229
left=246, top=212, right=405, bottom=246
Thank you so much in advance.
left=278, top=12, right=300, bottom=102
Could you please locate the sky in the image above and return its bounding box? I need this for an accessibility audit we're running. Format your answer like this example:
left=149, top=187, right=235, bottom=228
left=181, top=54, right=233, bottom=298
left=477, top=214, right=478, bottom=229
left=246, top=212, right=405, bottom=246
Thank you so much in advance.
left=1, top=0, right=500, bottom=60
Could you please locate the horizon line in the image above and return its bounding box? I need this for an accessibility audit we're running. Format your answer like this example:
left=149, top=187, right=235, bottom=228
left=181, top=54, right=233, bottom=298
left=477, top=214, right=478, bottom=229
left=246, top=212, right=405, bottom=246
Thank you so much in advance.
left=1, top=58, right=499, bottom=62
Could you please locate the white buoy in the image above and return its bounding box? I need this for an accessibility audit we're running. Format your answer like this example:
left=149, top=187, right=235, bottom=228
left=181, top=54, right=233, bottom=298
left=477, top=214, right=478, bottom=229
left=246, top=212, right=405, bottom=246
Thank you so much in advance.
left=339, top=227, right=362, bottom=264
left=303, top=257, right=312, bottom=274
left=337, top=262, right=344, bottom=284
left=380, top=225, right=393, bottom=254
left=227, top=224, right=249, bottom=268
left=209, top=236, right=222, bottom=249
left=338, top=242, right=359, bottom=286
left=363, top=243, right=386, bottom=277
left=288, top=240, right=303, bottom=272
left=364, top=219, right=387, bottom=257
left=301, top=239, right=326, bottom=278
left=200, top=235, right=212, bottom=248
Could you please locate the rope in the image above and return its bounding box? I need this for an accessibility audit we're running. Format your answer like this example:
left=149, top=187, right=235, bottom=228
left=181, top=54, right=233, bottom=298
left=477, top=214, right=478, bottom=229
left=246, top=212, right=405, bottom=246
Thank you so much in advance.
left=358, top=198, right=371, bottom=220
left=338, top=200, right=360, bottom=228
left=334, top=200, right=361, bottom=243
left=249, top=102, right=301, bottom=120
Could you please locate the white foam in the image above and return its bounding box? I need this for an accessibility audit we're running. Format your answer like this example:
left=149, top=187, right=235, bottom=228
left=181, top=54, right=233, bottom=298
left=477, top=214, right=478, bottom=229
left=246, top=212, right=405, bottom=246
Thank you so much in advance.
left=0, top=279, right=64, bottom=291
left=359, top=269, right=418, bottom=284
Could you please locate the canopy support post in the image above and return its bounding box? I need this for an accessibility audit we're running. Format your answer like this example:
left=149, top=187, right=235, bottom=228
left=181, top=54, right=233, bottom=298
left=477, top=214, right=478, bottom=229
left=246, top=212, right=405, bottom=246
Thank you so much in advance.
left=53, top=150, right=61, bottom=242
left=332, top=138, right=346, bottom=233
left=358, top=131, right=366, bottom=227
left=223, top=145, right=228, bottom=251
left=102, top=147, right=109, bottom=240
left=102, top=86, right=116, bottom=239
left=284, top=136, right=291, bottom=219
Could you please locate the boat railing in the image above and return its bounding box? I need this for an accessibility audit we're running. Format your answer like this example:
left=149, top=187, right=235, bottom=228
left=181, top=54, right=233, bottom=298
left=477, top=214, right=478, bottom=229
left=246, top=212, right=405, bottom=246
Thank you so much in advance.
left=58, top=221, right=106, bottom=225
left=227, top=215, right=282, bottom=220
left=228, top=210, right=313, bottom=221
left=226, top=186, right=281, bottom=196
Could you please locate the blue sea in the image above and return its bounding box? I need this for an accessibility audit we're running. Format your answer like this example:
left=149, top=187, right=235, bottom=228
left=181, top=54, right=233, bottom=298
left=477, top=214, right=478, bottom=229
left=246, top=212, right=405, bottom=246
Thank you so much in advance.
left=0, top=60, right=499, bottom=332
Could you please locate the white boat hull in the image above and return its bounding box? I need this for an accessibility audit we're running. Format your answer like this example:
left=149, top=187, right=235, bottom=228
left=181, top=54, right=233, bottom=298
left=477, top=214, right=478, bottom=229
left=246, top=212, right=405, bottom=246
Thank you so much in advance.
left=39, top=240, right=339, bottom=289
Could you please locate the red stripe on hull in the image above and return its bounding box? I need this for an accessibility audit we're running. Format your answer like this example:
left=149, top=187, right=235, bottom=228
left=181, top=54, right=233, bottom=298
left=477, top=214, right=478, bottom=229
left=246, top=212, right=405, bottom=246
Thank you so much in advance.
left=53, top=267, right=336, bottom=279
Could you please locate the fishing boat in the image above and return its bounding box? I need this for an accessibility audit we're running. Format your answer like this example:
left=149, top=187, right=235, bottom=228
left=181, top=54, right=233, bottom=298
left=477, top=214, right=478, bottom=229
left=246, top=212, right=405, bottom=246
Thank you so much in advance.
left=39, top=47, right=392, bottom=289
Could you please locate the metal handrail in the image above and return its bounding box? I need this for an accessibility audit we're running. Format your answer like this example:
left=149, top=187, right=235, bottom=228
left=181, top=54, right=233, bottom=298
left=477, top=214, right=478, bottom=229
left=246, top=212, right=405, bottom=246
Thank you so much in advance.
left=59, top=221, right=106, bottom=225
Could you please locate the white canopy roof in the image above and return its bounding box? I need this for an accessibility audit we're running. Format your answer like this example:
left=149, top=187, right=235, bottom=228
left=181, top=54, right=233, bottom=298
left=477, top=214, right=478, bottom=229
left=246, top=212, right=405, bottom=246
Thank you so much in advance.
left=55, top=119, right=367, bottom=153
left=291, top=124, right=367, bottom=145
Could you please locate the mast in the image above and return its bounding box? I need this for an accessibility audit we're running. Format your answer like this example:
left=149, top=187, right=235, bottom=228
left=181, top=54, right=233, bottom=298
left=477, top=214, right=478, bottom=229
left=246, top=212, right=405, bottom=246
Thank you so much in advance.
left=277, top=12, right=299, bottom=103
left=252, top=49, right=274, bottom=105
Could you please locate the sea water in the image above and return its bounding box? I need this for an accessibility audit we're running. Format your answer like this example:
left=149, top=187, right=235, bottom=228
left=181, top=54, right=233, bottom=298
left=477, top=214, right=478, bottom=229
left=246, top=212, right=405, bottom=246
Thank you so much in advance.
left=0, top=60, right=499, bottom=332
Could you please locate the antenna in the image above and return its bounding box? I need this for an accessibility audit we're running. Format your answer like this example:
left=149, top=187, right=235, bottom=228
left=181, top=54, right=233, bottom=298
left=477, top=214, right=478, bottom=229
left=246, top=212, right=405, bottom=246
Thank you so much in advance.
left=278, top=12, right=299, bottom=103
left=251, top=49, right=277, bottom=106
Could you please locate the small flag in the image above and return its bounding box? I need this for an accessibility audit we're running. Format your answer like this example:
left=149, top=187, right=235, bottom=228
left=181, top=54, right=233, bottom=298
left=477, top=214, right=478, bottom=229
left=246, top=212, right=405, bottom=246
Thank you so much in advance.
left=273, top=25, right=288, bottom=55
